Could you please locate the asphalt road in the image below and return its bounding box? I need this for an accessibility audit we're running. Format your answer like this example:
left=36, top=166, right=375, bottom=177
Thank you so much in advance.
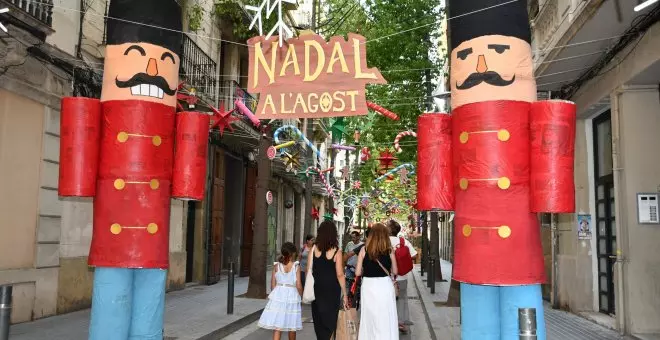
left=224, top=279, right=431, bottom=339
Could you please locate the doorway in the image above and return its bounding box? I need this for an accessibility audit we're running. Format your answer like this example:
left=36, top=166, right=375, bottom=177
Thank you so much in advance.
left=240, top=166, right=257, bottom=277
left=207, top=147, right=226, bottom=285
left=593, top=110, right=616, bottom=315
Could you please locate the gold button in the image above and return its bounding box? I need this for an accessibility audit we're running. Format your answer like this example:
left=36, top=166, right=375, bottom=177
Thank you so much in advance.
left=459, top=178, right=469, bottom=190
left=497, top=177, right=510, bottom=190
left=497, top=129, right=510, bottom=142
left=117, top=132, right=128, bottom=143
left=147, top=223, right=158, bottom=234
left=462, top=225, right=472, bottom=237
left=459, top=132, right=469, bottom=144
left=110, top=223, right=122, bottom=235
left=150, top=179, right=160, bottom=190
left=114, top=179, right=126, bottom=190
left=152, top=136, right=162, bottom=146
left=498, top=225, right=511, bottom=239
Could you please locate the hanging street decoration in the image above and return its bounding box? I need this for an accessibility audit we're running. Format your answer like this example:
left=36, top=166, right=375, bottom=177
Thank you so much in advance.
left=234, top=99, right=261, bottom=127
left=340, top=166, right=350, bottom=180
left=311, top=207, right=320, bottom=220
left=210, top=102, right=240, bottom=136
left=331, top=117, right=347, bottom=141
left=376, top=149, right=398, bottom=170
left=273, top=125, right=321, bottom=160
left=0, top=7, right=8, bottom=33
left=267, top=141, right=297, bottom=160
left=366, top=101, right=400, bottom=120
left=247, top=33, right=386, bottom=119
left=281, top=151, right=301, bottom=172
left=353, top=130, right=361, bottom=144
left=375, top=163, right=415, bottom=183
left=398, top=166, right=410, bottom=184
left=306, top=166, right=334, bottom=198
left=331, top=144, right=356, bottom=151
left=245, top=0, right=296, bottom=47
left=394, top=131, right=417, bottom=153
left=360, top=147, right=371, bottom=163
left=352, top=181, right=361, bottom=189
left=266, top=191, right=274, bottom=205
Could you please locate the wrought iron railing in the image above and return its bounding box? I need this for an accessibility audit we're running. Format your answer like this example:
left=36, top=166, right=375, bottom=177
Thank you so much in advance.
left=7, top=0, right=53, bottom=26
left=180, top=35, right=217, bottom=104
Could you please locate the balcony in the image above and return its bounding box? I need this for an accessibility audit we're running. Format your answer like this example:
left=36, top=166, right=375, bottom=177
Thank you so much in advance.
left=180, top=34, right=217, bottom=104
left=1, top=0, right=54, bottom=39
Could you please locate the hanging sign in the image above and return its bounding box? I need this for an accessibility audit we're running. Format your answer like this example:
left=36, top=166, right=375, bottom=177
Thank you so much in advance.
left=266, top=191, right=274, bottom=205
left=247, top=33, right=387, bottom=118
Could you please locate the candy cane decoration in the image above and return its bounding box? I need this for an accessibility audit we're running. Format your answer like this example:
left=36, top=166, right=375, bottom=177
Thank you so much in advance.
left=274, top=125, right=321, bottom=161
left=330, top=144, right=357, bottom=151
left=394, top=131, right=417, bottom=153
left=306, top=166, right=334, bottom=198
left=234, top=99, right=260, bottom=127
left=366, top=101, right=399, bottom=120
left=375, top=163, right=415, bottom=183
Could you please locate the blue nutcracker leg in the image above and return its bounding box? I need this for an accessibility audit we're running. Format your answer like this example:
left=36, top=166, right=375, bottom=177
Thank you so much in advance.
left=500, top=285, right=546, bottom=340
left=129, top=268, right=167, bottom=340
left=461, top=283, right=501, bottom=340
left=89, top=267, right=134, bottom=340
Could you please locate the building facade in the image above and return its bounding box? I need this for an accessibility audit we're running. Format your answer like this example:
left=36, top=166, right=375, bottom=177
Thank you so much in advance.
left=530, top=0, right=660, bottom=337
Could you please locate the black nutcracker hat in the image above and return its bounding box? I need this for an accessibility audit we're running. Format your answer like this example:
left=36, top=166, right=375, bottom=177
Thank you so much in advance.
left=448, top=0, right=531, bottom=49
left=106, top=0, right=183, bottom=56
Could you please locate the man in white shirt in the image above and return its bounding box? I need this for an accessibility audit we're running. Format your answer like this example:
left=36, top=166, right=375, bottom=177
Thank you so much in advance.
left=387, top=220, right=418, bottom=333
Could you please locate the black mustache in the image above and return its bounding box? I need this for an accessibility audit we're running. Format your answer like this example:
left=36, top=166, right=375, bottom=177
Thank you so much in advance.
left=455, top=71, right=515, bottom=90
left=115, top=73, right=176, bottom=96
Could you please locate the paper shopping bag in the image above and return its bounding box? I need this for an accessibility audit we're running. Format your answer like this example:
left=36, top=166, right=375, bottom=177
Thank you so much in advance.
left=335, top=308, right=359, bottom=340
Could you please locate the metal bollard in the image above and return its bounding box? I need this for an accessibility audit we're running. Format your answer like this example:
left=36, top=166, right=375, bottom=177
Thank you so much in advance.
left=0, top=286, right=12, bottom=340
left=227, top=261, right=235, bottom=315
left=518, top=308, right=537, bottom=340
left=428, top=257, right=436, bottom=293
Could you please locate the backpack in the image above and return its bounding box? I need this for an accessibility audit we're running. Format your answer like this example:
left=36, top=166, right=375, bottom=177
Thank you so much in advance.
left=394, top=237, right=413, bottom=276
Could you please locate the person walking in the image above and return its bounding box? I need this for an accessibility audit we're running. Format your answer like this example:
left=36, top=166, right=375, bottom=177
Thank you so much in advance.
left=299, top=235, right=314, bottom=288
left=258, top=242, right=303, bottom=340
left=387, top=220, right=418, bottom=333
left=307, top=221, right=349, bottom=340
left=356, top=223, right=399, bottom=339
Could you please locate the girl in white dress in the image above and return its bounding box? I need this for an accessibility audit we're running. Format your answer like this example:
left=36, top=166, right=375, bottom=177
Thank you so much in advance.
left=258, top=242, right=303, bottom=340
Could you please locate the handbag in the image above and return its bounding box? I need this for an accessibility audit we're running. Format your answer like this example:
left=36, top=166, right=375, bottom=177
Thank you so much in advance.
left=302, top=246, right=316, bottom=303
left=376, top=258, right=400, bottom=297
left=335, top=307, right=359, bottom=340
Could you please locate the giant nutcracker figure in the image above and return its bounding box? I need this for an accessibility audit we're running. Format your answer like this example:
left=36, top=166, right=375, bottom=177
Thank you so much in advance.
left=417, top=0, right=577, bottom=339
left=58, top=1, right=210, bottom=339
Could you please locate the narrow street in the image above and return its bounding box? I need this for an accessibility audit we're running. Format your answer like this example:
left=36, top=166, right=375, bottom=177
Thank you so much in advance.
left=224, top=278, right=431, bottom=339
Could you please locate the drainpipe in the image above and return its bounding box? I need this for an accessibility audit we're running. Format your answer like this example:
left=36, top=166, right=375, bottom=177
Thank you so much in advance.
left=551, top=213, right=559, bottom=309
left=610, top=87, right=626, bottom=334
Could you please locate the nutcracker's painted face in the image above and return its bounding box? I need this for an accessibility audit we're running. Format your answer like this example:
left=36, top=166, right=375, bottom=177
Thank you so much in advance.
left=101, top=42, right=180, bottom=107
left=450, top=35, right=536, bottom=109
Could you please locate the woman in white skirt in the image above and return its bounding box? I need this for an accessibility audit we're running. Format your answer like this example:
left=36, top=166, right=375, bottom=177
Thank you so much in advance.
left=258, top=242, right=303, bottom=340
left=355, top=223, right=399, bottom=339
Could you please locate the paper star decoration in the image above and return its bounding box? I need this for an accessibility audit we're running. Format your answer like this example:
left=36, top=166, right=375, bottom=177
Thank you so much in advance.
left=398, top=167, right=409, bottom=184
left=377, top=149, right=397, bottom=170
left=210, top=102, right=239, bottom=136
left=0, top=8, right=9, bottom=33
left=353, top=181, right=361, bottom=189
left=281, top=151, right=301, bottom=172
left=340, top=166, right=350, bottom=180
left=311, top=207, right=320, bottom=220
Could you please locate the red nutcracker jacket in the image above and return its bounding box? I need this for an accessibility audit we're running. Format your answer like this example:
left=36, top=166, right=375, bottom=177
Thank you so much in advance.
left=440, top=100, right=575, bottom=285
left=59, top=99, right=210, bottom=269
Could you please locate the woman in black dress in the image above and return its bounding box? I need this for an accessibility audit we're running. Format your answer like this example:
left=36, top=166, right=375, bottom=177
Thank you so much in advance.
left=307, top=221, right=349, bottom=339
